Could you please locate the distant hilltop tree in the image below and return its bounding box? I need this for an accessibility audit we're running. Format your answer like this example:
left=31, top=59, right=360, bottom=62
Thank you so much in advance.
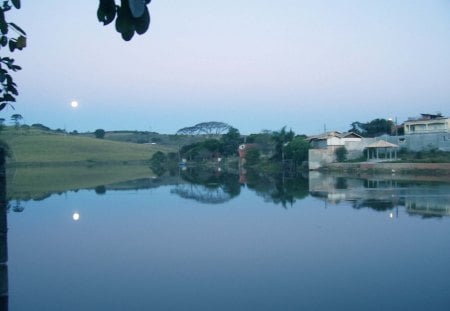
left=94, top=129, right=106, bottom=139
left=177, top=122, right=232, bottom=136
left=10, top=113, right=22, bottom=127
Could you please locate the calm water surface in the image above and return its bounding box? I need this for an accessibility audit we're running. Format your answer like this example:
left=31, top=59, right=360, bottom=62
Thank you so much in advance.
left=5, top=171, right=450, bottom=310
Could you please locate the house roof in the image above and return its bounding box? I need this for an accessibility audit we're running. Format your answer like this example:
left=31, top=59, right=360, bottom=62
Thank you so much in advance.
left=405, top=113, right=447, bottom=123
left=307, top=131, right=362, bottom=141
left=367, top=140, right=399, bottom=149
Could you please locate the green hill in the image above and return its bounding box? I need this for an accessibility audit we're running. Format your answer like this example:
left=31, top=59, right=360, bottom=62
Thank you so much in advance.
left=1, top=127, right=175, bottom=165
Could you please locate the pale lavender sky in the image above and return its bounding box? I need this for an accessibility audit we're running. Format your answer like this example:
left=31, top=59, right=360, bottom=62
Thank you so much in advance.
left=6, top=0, right=450, bottom=134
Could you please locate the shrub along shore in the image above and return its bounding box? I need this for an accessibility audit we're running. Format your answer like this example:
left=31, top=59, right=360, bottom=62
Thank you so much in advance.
left=320, top=162, right=450, bottom=176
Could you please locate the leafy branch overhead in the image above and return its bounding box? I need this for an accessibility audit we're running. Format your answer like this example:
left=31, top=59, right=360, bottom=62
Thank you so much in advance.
left=0, top=0, right=26, bottom=111
left=97, top=0, right=152, bottom=41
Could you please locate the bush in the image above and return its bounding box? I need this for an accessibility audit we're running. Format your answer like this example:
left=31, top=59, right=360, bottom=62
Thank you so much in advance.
left=150, top=151, right=168, bottom=176
left=335, top=146, right=348, bottom=162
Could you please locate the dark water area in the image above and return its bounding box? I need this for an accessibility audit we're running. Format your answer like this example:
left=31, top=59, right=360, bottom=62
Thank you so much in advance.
left=2, top=167, right=450, bottom=310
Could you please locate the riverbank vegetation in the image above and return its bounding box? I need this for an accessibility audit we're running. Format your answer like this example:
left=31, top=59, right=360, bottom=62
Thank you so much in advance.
left=397, top=148, right=450, bottom=163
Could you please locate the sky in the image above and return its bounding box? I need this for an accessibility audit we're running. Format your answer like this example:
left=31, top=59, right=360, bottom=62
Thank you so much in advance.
left=5, top=0, right=450, bottom=135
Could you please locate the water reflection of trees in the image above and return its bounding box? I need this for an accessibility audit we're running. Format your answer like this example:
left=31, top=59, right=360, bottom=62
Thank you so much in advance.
left=171, top=167, right=241, bottom=204
left=245, top=170, right=309, bottom=208
left=350, top=198, right=397, bottom=212
left=7, top=162, right=450, bottom=217
left=170, top=167, right=309, bottom=207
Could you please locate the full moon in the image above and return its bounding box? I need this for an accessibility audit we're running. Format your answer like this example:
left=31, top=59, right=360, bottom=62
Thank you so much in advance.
left=70, top=100, right=79, bottom=108
left=72, top=212, right=80, bottom=221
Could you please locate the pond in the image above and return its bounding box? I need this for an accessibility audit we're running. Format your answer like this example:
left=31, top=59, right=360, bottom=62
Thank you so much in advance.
left=2, top=166, right=450, bottom=310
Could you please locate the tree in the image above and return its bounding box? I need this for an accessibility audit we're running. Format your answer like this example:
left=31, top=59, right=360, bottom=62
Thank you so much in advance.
left=177, top=121, right=232, bottom=136
left=271, top=126, right=294, bottom=162
left=94, top=128, right=106, bottom=139
left=350, top=118, right=395, bottom=137
left=10, top=113, right=21, bottom=127
left=245, top=148, right=260, bottom=166
left=180, top=139, right=224, bottom=162
left=246, top=131, right=274, bottom=156
left=221, top=127, right=241, bottom=156
left=284, top=136, right=309, bottom=165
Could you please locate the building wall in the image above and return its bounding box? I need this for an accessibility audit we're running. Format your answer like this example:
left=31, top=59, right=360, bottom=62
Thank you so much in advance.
left=382, top=133, right=450, bottom=152
left=404, top=118, right=450, bottom=134
left=309, top=138, right=380, bottom=169
left=309, top=149, right=336, bottom=170
left=310, top=140, right=327, bottom=149
left=327, top=137, right=361, bottom=146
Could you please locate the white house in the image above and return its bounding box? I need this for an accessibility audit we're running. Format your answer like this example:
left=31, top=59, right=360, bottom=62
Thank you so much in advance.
left=404, top=113, right=450, bottom=134
left=307, top=131, right=363, bottom=149
left=307, top=131, right=364, bottom=170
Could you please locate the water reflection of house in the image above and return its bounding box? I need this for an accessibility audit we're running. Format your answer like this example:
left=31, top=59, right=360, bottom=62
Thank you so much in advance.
left=309, top=172, right=450, bottom=217
left=405, top=196, right=450, bottom=217
left=309, top=172, right=399, bottom=205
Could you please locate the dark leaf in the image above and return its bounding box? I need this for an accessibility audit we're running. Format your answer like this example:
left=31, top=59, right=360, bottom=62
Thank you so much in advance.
left=116, top=0, right=135, bottom=41
left=121, top=28, right=134, bottom=41
left=128, top=0, right=145, bottom=18
left=2, top=94, right=15, bottom=102
left=11, top=0, right=20, bottom=9
left=15, top=35, right=25, bottom=49
left=8, top=22, right=25, bottom=35
left=134, top=6, right=150, bottom=35
left=8, top=39, right=15, bottom=52
left=0, top=19, right=7, bottom=35
left=0, top=103, right=6, bottom=111
left=0, top=9, right=6, bottom=28
left=97, top=0, right=116, bottom=25
left=8, top=84, right=18, bottom=95
left=0, top=35, right=6, bottom=46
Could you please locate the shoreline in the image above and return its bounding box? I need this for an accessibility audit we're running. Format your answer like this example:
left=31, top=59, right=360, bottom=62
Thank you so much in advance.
left=317, top=162, right=450, bottom=177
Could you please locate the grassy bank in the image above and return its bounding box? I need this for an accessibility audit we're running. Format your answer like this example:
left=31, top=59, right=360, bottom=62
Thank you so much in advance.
left=6, top=163, right=156, bottom=201
left=1, top=127, right=175, bottom=165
